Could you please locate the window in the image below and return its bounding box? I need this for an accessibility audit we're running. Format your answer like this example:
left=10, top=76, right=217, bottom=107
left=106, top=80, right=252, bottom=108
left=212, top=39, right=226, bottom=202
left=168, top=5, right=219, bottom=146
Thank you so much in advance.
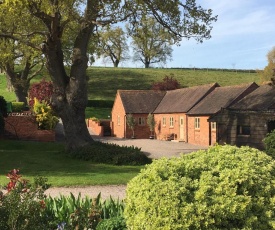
left=170, top=117, right=174, bottom=127
left=138, top=117, right=145, bottom=126
left=211, top=122, right=216, bottom=130
left=237, top=125, right=250, bottom=135
left=195, top=117, right=200, bottom=129
left=162, top=117, right=166, bottom=127
left=117, top=115, right=120, bottom=126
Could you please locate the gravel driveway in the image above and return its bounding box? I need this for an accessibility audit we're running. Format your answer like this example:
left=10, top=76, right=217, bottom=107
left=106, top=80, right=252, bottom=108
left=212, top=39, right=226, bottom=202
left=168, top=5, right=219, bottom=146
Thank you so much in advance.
left=45, top=125, right=207, bottom=199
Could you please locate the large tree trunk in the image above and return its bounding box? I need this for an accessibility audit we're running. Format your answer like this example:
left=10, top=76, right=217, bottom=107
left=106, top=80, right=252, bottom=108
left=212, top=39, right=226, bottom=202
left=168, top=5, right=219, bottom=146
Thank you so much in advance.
left=40, top=7, right=96, bottom=151
left=13, top=84, right=28, bottom=105
left=4, top=65, right=30, bottom=105
left=114, top=59, right=119, bottom=67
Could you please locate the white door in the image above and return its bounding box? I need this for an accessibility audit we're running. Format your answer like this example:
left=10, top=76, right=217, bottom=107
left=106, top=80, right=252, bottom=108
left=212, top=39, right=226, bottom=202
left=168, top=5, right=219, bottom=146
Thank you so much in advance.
left=179, top=116, right=184, bottom=141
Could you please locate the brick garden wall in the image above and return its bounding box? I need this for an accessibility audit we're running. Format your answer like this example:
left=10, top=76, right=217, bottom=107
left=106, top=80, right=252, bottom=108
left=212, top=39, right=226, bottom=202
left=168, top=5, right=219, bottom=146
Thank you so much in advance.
left=4, top=112, right=55, bottom=142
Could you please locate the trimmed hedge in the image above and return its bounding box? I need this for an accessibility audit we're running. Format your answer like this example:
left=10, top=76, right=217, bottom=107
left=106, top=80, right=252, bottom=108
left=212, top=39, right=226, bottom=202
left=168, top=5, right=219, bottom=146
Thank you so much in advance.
left=67, top=141, right=152, bottom=165
left=125, top=145, right=275, bottom=229
left=11, top=102, right=25, bottom=112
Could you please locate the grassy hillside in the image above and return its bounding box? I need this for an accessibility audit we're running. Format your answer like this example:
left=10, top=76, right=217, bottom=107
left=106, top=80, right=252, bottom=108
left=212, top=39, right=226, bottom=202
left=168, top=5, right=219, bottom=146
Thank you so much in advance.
left=87, top=67, right=259, bottom=101
left=0, top=67, right=259, bottom=118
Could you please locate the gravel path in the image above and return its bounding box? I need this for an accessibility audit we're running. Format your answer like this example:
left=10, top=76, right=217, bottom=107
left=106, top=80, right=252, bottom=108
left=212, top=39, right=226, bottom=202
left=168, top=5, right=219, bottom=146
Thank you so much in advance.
left=45, top=125, right=207, bottom=199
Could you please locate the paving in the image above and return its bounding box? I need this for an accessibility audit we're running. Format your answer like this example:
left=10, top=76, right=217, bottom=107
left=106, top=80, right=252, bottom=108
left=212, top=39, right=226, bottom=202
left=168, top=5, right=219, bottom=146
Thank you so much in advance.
left=93, top=135, right=207, bottom=159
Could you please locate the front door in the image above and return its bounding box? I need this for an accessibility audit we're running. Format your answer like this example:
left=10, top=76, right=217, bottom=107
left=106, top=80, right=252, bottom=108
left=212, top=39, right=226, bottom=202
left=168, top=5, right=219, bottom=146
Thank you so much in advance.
left=179, top=116, right=184, bottom=141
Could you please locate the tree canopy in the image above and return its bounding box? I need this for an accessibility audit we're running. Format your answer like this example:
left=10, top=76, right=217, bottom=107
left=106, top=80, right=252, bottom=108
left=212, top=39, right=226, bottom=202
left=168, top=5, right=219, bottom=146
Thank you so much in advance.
left=128, top=16, right=174, bottom=68
left=98, top=26, right=130, bottom=67
left=0, top=0, right=217, bottom=150
left=258, top=46, right=275, bottom=84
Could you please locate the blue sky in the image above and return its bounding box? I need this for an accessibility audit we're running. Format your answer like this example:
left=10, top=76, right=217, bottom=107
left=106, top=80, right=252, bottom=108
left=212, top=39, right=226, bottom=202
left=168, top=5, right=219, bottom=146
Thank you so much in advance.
left=94, top=0, right=275, bottom=70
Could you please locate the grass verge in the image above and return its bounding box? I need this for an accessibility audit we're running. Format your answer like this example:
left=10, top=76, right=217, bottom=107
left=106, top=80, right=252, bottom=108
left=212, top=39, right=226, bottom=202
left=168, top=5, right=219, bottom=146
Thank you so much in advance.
left=0, top=140, right=143, bottom=187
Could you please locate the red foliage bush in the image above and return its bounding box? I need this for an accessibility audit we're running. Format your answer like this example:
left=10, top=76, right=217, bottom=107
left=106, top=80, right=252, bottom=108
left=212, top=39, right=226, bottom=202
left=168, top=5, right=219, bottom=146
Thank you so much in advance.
left=151, top=74, right=181, bottom=91
left=28, top=79, right=54, bottom=108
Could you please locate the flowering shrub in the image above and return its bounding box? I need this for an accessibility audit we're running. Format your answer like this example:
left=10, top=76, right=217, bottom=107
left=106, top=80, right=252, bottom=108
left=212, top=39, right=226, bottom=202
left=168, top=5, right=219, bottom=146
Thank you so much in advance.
left=0, top=169, right=50, bottom=230
left=151, top=74, right=181, bottom=91
left=28, top=79, right=54, bottom=108
left=33, top=98, right=59, bottom=130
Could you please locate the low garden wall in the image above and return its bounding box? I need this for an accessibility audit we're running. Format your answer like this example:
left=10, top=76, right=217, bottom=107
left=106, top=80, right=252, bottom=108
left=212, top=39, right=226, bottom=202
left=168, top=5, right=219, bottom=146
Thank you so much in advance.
left=87, top=119, right=104, bottom=136
left=4, top=112, right=55, bottom=142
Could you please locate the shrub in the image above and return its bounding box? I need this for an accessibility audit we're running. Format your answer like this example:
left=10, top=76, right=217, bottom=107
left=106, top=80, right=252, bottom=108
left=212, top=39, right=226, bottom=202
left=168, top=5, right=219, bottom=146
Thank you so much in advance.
left=0, top=96, right=7, bottom=135
left=67, top=141, right=152, bottom=165
left=0, top=169, right=50, bottom=230
left=151, top=74, right=181, bottom=91
left=33, top=98, right=59, bottom=130
left=28, top=79, right=54, bottom=108
left=11, top=102, right=25, bottom=112
left=125, top=145, right=275, bottom=229
left=96, top=217, right=127, bottom=230
left=263, top=130, right=275, bottom=159
left=0, top=96, right=7, bottom=117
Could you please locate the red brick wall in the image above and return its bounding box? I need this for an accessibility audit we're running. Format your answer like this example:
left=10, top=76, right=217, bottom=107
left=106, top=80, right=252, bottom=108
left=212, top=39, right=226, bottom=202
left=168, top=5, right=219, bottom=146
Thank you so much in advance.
left=111, top=94, right=126, bottom=138
left=125, top=114, right=151, bottom=139
left=87, top=119, right=104, bottom=136
left=187, top=115, right=214, bottom=146
left=4, top=113, right=55, bottom=142
left=154, top=113, right=187, bottom=141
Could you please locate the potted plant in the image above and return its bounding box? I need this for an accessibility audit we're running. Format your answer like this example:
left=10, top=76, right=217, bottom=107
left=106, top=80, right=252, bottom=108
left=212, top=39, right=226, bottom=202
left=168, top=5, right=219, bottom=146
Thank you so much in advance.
left=147, top=113, right=156, bottom=139
left=126, top=114, right=136, bottom=138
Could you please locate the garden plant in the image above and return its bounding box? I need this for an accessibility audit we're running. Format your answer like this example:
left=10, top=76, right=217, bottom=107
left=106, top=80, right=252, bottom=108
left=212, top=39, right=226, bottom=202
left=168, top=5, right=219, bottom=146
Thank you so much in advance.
left=125, top=145, right=275, bottom=229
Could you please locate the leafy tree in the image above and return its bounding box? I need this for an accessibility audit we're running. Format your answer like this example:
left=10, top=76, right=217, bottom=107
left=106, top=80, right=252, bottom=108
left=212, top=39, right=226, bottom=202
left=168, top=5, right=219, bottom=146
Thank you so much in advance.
left=126, top=114, right=136, bottom=138
left=1, top=0, right=217, bottom=150
left=128, top=16, right=173, bottom=68
left=151, top=74, right=181, bottom=90
left=258, top=46, right=275, bottom=84
left=0, top=6, right=45, bottom=105
left=0, top=40, right=44, bottom=105
left=98, top=26, right=130, bottom=67
left=125, top=145, right=275, bottom=229
left=147, top=113, right=156, bottom=138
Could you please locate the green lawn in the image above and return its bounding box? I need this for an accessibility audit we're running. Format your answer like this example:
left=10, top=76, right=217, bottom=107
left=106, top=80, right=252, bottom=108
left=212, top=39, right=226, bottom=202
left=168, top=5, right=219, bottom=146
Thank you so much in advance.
left=0, top=140, right=143, bottom=187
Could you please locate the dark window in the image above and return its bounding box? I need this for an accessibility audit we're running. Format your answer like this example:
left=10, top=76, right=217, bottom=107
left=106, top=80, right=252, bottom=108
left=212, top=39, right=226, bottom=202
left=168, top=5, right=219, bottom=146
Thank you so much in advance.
left=237, top=125, right=250, bottom=135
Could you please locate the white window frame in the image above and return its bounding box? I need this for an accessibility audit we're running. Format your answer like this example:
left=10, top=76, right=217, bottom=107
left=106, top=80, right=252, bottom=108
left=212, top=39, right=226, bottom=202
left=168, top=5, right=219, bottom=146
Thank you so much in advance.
left=117, top=115, right=120, bottom=126
left=195, top=117, right=200, bottom=129
left=162, top=117, right=166, bottom=127
left=170, top=117, right=174, bottom=127
left=138, top=117, right=146, bottom=126
left=211, top=122, right=216, bottom=130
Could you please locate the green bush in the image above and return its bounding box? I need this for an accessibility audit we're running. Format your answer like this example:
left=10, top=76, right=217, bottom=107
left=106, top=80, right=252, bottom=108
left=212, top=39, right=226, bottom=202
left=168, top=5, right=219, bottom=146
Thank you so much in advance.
left=0, top=96, right=7, bottom=116
left=125, top=145, right=275, bottom=230
left=11, top=102, right=25, bottom=112
left=96, top=217, right=127, bottom=230
left=263, top=130, right=275, bottom=159
left=67, top=142, right=152, bottom=165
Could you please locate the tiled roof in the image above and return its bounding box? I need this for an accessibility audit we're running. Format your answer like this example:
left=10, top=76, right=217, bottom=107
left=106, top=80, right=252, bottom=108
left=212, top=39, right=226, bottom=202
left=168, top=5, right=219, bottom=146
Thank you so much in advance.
left=119, top=90, right=166, bottom=114
left=153, top=83, right=218, bottom=113
left=187, top=82, right=258, bottom=115
left=229, top=84, right=275, bottom=111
